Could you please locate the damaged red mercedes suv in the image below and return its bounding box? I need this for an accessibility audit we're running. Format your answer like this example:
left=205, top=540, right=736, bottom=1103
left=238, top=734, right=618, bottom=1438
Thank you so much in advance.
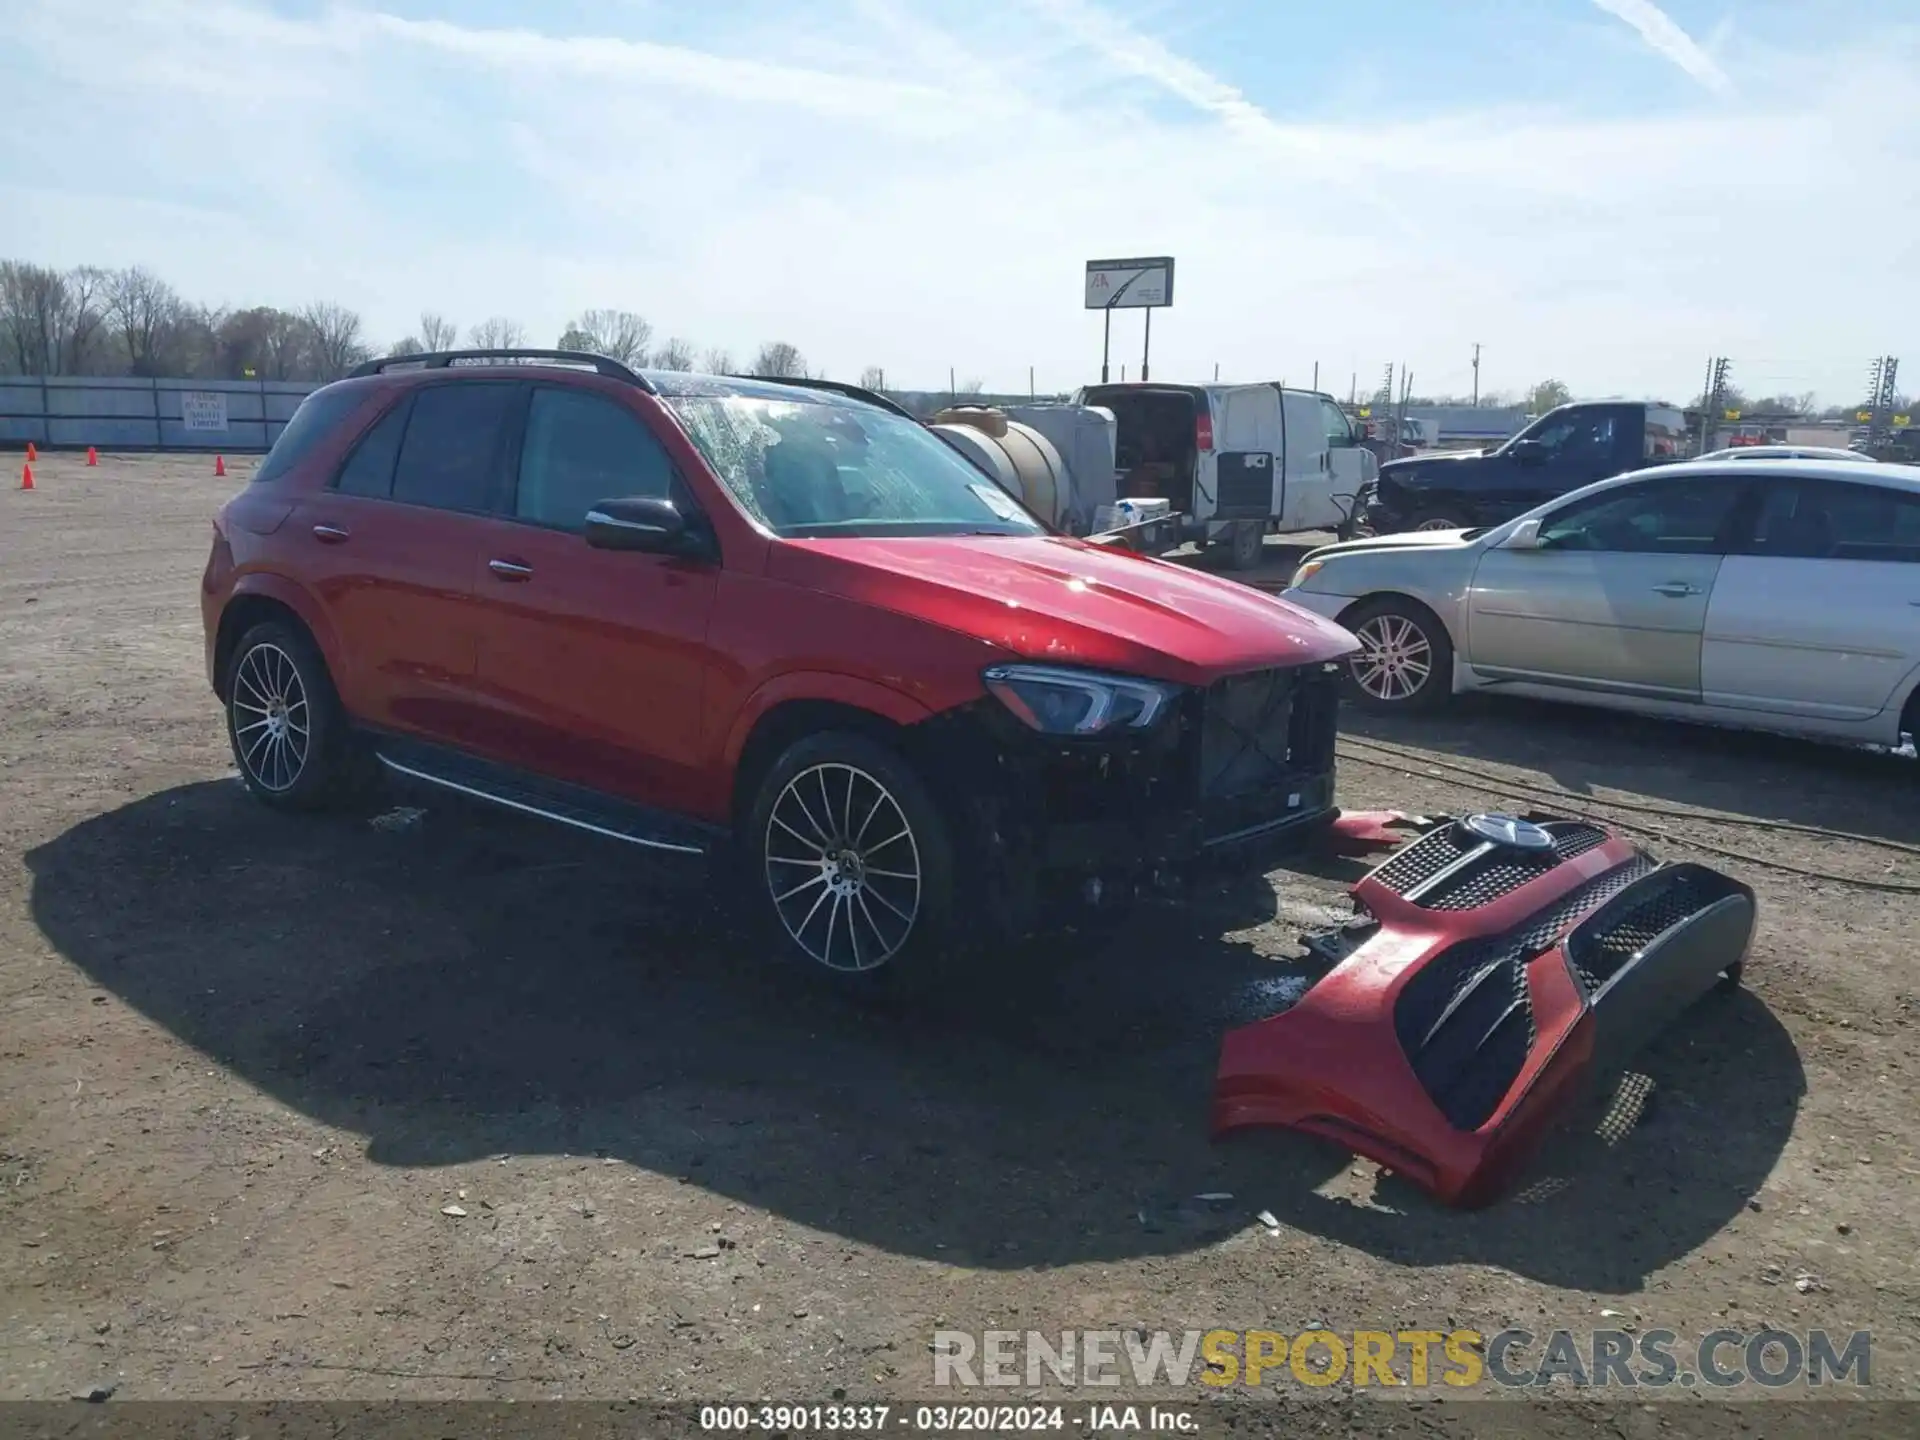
left=200, top=350, right=1358, bottom=985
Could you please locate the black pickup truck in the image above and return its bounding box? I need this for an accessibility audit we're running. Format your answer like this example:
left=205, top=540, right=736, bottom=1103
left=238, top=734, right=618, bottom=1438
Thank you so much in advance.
left=1357, top=400, right=1690, bottom=535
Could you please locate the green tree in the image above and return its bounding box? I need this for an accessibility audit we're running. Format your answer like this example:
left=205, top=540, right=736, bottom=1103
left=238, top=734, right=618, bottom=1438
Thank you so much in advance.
left=1526, top=378, right=1572, bottom=413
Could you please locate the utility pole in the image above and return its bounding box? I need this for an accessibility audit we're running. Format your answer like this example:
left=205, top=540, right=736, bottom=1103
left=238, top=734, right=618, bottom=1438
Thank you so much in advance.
left=1471, top=343, right=1481, bottom=405
left=1864, top=356, right=1901, bottom=455
left=1312, top=361, right=1320, bottom=392
left=1699, top=356, right=1732, bottom=454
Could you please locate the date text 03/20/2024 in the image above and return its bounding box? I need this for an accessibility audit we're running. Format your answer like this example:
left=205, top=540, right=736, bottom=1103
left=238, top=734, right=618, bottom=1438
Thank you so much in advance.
left=700, top=1404, right=1194, bottom=1432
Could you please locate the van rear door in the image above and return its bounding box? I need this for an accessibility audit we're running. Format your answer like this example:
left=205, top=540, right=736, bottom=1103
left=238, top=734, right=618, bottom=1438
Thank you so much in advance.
left=1214, top=385, right=1281, bottom=520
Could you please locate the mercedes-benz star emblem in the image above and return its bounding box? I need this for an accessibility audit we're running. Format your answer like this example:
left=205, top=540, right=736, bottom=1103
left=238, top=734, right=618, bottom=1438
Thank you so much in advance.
left=1459, top=813, right=1556, bottom=852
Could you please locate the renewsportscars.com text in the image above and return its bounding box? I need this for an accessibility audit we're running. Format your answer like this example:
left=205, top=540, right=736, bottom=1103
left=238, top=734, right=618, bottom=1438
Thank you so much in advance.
left=931, top=1328, right=1872, bottom=1390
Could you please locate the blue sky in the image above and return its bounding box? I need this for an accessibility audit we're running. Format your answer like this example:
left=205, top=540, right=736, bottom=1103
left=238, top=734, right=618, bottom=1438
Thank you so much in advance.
left=1, top=0, right=1914, bottom=403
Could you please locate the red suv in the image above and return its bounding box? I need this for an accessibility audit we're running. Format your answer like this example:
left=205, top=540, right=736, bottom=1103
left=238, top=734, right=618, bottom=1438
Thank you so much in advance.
left=201, top=350, right=1358, bottom=985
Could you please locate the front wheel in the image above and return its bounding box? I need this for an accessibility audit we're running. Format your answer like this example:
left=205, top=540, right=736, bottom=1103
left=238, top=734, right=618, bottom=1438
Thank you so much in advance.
left=1339, top=598, right=1455, bottom=713
left=746, top=731, right=956, bottom=993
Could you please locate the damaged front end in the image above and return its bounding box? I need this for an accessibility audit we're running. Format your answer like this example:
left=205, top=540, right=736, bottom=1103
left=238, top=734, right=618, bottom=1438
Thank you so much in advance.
left=911, top=660, right=1345, bottom=939
left=1213, top=812, right=1757, bottom=1208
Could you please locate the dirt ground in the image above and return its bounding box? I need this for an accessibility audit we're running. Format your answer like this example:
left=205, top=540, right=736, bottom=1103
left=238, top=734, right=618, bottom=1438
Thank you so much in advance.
left=2, top=454, right=1917, bottom=1424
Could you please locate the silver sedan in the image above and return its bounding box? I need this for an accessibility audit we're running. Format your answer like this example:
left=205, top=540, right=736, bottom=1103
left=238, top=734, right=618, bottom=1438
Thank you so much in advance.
left=1282, top=458, right=1920, bottom=748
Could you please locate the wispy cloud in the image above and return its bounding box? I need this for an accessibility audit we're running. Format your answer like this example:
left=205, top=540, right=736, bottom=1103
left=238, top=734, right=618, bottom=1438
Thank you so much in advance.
left=1, top=0, right=1912, bottom=404
left=1591, top=0, right=1735, bottom=96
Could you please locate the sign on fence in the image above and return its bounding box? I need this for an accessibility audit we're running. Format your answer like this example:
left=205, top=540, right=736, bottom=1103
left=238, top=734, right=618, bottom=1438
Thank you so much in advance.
left=180, top=391, right=229, bottom=433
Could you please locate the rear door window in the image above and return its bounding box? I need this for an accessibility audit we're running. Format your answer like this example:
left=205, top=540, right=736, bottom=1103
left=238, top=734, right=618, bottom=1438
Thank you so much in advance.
left=390, top=382, right=519, bottom=513
left=333, top=396, right=412, bottom=499
left=1750, top=478, right=1920, bottom=563
left=252, top=385, right=367, bottom=485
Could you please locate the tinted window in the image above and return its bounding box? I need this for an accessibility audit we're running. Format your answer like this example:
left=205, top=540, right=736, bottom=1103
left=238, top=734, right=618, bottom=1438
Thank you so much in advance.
left=333, top=396, right=411, bottom=498
left=1539, top=478, right=1746, bottom=555
left=1750, top=478, right=1920, bottom=563
left=665, top=395, right=1045, bottom=538
left=253, top=386, right=366, bottom=485
left=390, top=382, right=516, bottom=513
left=515, top=388, right=673, bottom=530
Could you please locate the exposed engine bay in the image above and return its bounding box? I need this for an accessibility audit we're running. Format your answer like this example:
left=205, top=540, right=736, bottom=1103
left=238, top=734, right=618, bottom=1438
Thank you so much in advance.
left=1214, top=812, right=1757, bottom=1207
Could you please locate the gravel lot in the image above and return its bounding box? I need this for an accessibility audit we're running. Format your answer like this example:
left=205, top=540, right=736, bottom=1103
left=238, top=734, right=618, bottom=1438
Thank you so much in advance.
left=2, top=454, right=1916, bottom=1427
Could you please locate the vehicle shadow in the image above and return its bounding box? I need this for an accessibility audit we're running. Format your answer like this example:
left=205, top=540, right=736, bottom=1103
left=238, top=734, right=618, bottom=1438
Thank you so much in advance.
left=25, top=780, right=1800, bottom=1290
left=1341, top=695, right=1920, bottom=847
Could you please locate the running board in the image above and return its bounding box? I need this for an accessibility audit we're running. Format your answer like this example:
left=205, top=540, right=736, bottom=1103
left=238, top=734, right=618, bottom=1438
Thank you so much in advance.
left=367, top=733, right=720, bottom=857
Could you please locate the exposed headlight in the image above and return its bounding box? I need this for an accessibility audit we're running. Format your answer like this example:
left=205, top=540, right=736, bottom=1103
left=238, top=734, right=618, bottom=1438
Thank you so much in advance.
left=982, top=664, right=1176, bottom=735
left=1289, top=560, right=1326, bottom=589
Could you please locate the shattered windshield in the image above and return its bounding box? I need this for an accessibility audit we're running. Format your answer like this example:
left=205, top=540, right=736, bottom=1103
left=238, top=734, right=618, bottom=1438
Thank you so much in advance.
left=664, top=396, right=1045, bottom=539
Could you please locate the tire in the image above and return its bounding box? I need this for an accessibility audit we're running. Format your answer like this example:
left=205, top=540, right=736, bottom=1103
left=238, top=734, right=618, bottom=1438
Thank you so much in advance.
left=1218, top=521, right=1265, bottom=570
left=224, top=620, right=358, bottom=810
left=745, top=730, right=956, bottom=994
left=1411, top=511, right=1471, bottom=532
left=1338, top=597, right=1455, bottom=713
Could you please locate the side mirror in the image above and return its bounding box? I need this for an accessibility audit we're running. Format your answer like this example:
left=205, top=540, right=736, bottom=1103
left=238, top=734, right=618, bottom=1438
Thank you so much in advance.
left=583, top=495, right=706, bottom=556
left=1504, top=518, right=1544, bottom=550
left=1510, top=440, right=1546, bottom=465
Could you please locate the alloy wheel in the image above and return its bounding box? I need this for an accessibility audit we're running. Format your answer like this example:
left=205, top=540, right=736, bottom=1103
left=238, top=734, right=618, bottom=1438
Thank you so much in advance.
left=1351, top=614, right=1434, bottom=703
left=764, top=762, right=922, bottom=973
left=1415, top=517, right=1462, bottom=532
left=230, top=642, right=311, bottom=793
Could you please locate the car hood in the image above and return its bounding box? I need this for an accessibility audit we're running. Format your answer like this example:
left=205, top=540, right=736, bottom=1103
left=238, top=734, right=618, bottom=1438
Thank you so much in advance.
left=1379, top=451, right=1502, bottom=485
left=770, top=535, right=1360, bottom=686
left=1307, top=529, right=1483, bottom=562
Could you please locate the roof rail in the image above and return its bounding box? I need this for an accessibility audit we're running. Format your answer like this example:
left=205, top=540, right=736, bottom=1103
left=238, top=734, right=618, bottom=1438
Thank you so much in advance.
left=728, top=374, right=918, bottom=420
left=350, top=349, right=654, bottom=390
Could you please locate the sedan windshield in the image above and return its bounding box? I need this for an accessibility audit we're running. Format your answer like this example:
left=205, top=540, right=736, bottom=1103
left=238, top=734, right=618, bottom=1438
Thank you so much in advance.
left=664, top=395, right=1045, bottom=539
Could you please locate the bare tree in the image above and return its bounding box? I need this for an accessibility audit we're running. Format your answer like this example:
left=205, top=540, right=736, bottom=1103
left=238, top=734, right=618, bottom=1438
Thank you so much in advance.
left=468, top=316, right=526, bottom=349
left=0, top=261, right=72, bottom=373
left=751, top=341, right=807, bottom=378
left=301, top=301, right=370, bottom=380
left=957, top=376, right=985, bottom=397
left=418, top=312, right=458, bottom=352
left=700, top=346, right=734, bottom=375
left=653, top=336, right=697, bottom=371
left=107, top=267, right=181, bottom=376
left=61, top=266, right=112, bottom=373
left=859, top=365, right=886, bottom=390
left=388, top=336, right=420, bottom=357
left=559, top=309, right=652, bottom=366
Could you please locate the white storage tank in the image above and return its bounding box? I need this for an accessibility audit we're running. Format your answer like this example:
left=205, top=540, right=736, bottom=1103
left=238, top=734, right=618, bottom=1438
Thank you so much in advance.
left=930, top=409, right=1071, bottom=531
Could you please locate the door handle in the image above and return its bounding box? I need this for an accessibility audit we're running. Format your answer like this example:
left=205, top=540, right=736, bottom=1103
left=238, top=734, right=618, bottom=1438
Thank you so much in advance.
left=488, top=558, right=533, bottom=581
left=311, top=524, right=350, bottom=544
left=1652, top=582, right=1701, bottom=597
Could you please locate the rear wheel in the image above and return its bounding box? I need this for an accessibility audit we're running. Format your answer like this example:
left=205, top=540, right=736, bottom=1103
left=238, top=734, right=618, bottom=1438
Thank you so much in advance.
left=224, top=620, right=357, bottom=809
left=1412, top=512, right=1471, bottom=532
left=1217, top=521, right=1266, bottom=570
left=746, top=731, right=956, bottom=993
left=1339, top=597, right=1455, bottom=713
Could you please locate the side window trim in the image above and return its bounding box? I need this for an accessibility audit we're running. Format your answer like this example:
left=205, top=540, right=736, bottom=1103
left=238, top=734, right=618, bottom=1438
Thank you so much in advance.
left=328, top=392, right=415, bottom=498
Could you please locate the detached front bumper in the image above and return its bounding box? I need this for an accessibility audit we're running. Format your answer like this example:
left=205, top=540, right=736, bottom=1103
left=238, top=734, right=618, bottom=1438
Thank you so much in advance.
left=1212, top=813, right=1757, bottom=1207
left=914, top=662, right=1345, bottom=937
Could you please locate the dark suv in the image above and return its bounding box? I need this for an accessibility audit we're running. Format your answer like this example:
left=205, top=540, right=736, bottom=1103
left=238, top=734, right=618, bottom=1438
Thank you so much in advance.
left=201, top=350, right=1357, bottom=985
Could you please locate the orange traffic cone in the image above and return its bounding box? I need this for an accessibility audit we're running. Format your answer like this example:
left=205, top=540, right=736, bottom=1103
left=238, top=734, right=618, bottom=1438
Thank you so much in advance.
left=20, top=462, right=33, bottom=491
left=86, top=446, right=98, bottom=466
left=214, top=454, right=226, bottom=477
left=25, top=441, right=37, bottom=462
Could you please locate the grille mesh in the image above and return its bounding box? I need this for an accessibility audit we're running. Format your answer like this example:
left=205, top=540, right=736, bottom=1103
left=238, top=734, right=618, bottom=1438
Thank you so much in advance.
left=1572, top=869, right=1717, bottom=994
left=1370, top=827, right=1475, bottom=893
left=1392, top=853, right=1655, bottom=1131
left=1419, top=822, right=1612, bottom=910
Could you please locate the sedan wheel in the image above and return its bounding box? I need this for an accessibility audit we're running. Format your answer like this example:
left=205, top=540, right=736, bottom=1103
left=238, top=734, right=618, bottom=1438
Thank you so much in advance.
left=764, top=760, right=926, bottom=975
left=1414, top=515, right=1467, bottom=532
left=1340, top=599, right=1455, bottom=713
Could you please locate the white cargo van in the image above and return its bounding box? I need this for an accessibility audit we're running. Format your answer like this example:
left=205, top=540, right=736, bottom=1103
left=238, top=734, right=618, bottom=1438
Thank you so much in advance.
left=1072, top=382, right=1377, bottom=567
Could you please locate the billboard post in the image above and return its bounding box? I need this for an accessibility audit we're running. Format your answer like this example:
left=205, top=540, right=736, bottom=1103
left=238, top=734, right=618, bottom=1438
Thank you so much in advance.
left=1085, top=257, right=1174, bottom=385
